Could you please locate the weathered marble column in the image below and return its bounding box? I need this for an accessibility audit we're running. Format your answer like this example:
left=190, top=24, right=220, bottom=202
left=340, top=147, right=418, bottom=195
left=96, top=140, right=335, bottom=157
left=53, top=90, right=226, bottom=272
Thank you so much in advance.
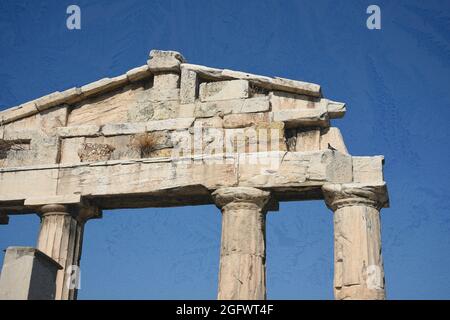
left=322, top=183, right=389, bottom=300
left=212, top=187, right=272, bottom=300
left=36, top=204, right=100, bottom=300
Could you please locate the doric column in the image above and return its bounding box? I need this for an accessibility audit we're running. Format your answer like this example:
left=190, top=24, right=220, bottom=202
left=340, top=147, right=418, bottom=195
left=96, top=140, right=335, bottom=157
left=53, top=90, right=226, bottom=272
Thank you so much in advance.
left=322, top=183, right=389, bottom=300
left=212, top=187, right=272, bottom=300
left=36, top=204, right=100, bottom=300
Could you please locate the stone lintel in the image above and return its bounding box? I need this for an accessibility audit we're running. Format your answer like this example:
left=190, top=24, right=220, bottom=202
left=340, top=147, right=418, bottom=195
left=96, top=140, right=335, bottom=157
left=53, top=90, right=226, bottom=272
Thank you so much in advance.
left=0, top=151, right=362, bottom=212
left=25, top=195, right=82, bottom=207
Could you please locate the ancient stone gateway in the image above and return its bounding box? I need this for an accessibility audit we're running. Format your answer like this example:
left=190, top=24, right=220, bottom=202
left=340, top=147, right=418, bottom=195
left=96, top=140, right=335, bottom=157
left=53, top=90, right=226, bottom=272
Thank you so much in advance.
left=0, top=50, right=389, bottom=300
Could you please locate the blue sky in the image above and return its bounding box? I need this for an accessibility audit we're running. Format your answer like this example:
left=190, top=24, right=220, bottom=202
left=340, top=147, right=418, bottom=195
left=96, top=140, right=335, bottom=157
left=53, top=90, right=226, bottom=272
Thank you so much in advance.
left=0, top=0, right=449, bottom=299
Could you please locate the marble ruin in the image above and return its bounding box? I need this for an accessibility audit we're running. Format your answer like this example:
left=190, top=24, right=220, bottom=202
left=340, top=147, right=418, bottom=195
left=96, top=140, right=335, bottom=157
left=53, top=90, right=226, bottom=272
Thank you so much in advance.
left=0, top=50, right=389, bottom=300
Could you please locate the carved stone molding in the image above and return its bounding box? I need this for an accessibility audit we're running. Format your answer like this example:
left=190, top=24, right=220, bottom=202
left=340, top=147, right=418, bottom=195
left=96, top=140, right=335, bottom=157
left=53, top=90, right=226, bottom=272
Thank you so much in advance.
left=322, top=183, right=389, bottom=211
left=212, top=187, right=272, bottom=212
left=39, top=201, right=101, bottom=224
left=40, top=203, right=71, bottom=217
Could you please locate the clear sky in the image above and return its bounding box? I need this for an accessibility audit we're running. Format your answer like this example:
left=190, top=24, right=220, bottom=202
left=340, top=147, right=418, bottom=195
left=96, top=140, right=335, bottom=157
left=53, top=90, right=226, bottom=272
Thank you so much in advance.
left=0, top=0, right=449, bottom=299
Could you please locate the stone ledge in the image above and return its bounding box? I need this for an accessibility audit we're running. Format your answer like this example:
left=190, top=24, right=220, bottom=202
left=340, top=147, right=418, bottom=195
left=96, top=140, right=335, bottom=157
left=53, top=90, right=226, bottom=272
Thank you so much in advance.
left=57, top=125, right=101, bottom=137
left=270, top=109, right=330, bottom=127
left=199, top=80, right=250, bottom=102
left=24, top=194, right=82, bottom=206
left=80, top=75, right=128, bottom=98
left=126, top=65, right=152, bottom=82
left=182, top=63, right=321, bottom=97
left=194, top=97, right=270, bottom=117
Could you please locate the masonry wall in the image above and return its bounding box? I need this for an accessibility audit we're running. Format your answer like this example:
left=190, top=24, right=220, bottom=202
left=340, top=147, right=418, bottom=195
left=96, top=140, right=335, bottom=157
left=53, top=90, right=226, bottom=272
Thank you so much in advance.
left=0, top=52, right=347, bottom=169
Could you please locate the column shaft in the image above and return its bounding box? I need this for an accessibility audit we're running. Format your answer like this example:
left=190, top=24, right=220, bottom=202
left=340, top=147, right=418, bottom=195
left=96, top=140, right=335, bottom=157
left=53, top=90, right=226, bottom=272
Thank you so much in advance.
left=219, top=203, right=266, bottom=299
left=37, top=204, right=84, bottom=300
left=213, top=187, right=272, bottom=300
left=323, top=183, right=388, bottom=300
left=333, top=205, right=384, bottom=299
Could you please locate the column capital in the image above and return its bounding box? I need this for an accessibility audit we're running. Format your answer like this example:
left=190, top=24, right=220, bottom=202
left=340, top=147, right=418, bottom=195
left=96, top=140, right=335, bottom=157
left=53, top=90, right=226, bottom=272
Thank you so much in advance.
left=40, top=203, right=70, bottom=216
left=212, top=187, right=272, bottom=212
left=322, top=182, right=389, bottom=211
left=39, top=203, right=101, bottom=223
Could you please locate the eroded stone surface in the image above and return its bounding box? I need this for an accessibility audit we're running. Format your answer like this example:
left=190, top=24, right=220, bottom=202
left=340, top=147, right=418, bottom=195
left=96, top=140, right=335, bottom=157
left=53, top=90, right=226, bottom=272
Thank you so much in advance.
left=199, top=80, right=250, bottom=102
left=322, top=183, right=388, bottom=300
left=78, top=143, right=115, bottom=162
left=213, top=187, right=271, bottom=300
left=0, top=49, right=389, bottom=301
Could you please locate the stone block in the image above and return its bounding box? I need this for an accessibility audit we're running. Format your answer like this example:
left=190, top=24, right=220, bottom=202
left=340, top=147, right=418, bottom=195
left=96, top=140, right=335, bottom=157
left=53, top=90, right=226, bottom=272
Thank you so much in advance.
left=180, top=68, right=198, bottom=104
left=352, top=156, right=384, bottom=183
left=126, top=65, right=152, bottom=82
left=146, top=118, right=194, bottom=132
left=0, top=167, right=59, bottom=201
left=78, top=143, right=115, bottom=162
left=320, top=127, right=348, bottom=154
left=57, top=125, right=101, bottom=138
left=199, top=80, right=250, bottom=102
left=0, top=247, right=62, bottom=300
left=128, top=99, right=179, bottom=122
left=38, top=105, right=69, bottom=134
left=80, top=75, right=128, bottom=98
left=102, top=123, right=146, bottom=136
left=24, top=194, right=81, bottom=206
left=270, top=109, right=329, bottom=127
left=183, top=63, right=322, bottom=97
left=295, top=128, right=321, bottom=151
left=148, top=88, right=179, bottom=102
left=60, top=137, right=85, bottom=163
left=194, top=97, right=270, bottom=118
left=153, top=73, right=180, bottom=90
left=0, top=102, right=38, bottom=125
left=177, top=103, right=195, bottom=118
left=238, top=150, right=352, bottom=188
left=270, top=91, right=319, bottom=111
left=193, top=117, right=223, bottom=129
left=34, top=88, right=80, bottom=112
left=147, top=50, right=185, bottom=72
left=324, top=99, right=346, bottom=118
left=223, top=113, right=269, bottom=129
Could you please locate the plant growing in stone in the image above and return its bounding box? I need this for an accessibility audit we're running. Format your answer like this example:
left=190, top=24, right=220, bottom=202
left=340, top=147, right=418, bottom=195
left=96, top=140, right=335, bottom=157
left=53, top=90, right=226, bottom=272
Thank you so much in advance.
left=0, top=139, right=30, bottom=159
left=132, top=133, right=158, bottom=158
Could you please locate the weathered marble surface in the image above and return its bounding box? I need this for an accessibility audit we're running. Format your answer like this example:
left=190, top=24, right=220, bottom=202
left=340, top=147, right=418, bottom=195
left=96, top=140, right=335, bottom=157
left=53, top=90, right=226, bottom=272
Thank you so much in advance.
left=213, top=187, right=271, bottom=300
left=0, top=150, right=368, bottom=210
left=0, top=49, right=389, bottom=301
left=0, top=49, right=345, bottom=172
left=323, top=183, right=388, bottom=300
